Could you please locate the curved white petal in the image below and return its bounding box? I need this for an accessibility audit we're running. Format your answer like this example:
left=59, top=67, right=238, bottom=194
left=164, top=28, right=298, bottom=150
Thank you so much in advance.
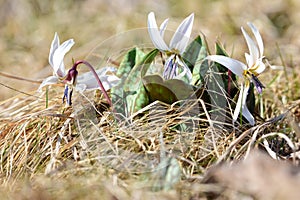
left=38, top=76, right=58, bottom=92
left=147, top=12, right=169, bottom=51
left=49, top=32, right=60, bottom=69
left=170, top=13, right=194, bottom=54
left=241, top=82, right=250, bottom=108
left=52, top=38, right=75, bottom=78
left=241, top=26, right=259, bottom=67
left=206, top=55, right=246, bottom=77
left=97, top=66, right=118, bottom=75
left=245, top=53, right=251, bottom=68
left=159, top=18, right=169, bottom=38
left=247, top=22, right=264, bottom=57
left=233, top=84, right=244, bottom=122
left=75, top=70, right=120, bottom=92
left=242, top=105, right=255, bottom=125
left=233, top=83, right=254, bottom=125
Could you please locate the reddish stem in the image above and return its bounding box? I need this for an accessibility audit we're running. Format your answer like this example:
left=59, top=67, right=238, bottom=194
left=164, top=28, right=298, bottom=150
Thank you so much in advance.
left=72, top=60, right=112, bottom=107
left=228, top=69, right=232, bottom=97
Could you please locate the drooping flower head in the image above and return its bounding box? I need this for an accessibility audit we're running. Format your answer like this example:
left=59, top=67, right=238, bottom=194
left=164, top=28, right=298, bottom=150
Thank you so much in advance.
left=39, top=33, right=120, bottom=106
left=206, top=22, right=266, bottom=125
left=147, top=12, right=194, bottom=82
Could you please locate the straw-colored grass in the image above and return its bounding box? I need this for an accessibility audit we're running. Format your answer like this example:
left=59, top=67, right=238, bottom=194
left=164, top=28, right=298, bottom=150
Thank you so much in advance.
left=0, top=79, right=299, bottom=199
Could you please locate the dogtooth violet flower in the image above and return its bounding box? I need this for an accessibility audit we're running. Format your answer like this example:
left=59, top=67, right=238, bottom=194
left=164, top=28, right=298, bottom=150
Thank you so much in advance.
left=147, top=12, right=194, bottom=82
left=206, top=22, right=266, bottom=126
left=38, top=32, right=120, bottom=106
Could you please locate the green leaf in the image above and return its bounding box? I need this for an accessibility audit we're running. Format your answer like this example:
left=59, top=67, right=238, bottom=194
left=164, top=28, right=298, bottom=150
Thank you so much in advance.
left=182, top=35, right=203, bottom=72
left=123, top=49, right=160, bottom=114
left=192, top=44, right=209, bottom=85
left=141, top=49, right=160, bottom=77
left=142, top=74, right=195, bottom=104
left=111, top=47, right=145, bottom=115
left=215, top=41, right=229, bottom=56
left=215, top=41, right=229, bottom=73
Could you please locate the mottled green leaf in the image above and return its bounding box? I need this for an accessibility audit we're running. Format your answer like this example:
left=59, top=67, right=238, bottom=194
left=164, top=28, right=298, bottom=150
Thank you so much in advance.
left=215, top=41, right=229, bottom=73
left=123, top=49, right=160, bottom=114
left=191, top=36, right=209, bottom=86
left=141, top=49, right=160, bottom=77
left=111, top=47, right=145, bottom=115
left=142, top=74, right=195, bottom=104
left=182, top=35, right=203, bottom=72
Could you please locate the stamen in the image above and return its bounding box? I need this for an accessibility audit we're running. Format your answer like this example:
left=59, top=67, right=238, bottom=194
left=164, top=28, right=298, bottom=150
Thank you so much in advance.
left=163, top=55, right=181, bottom=80
left=251, top=74, right=265, bottom=93
left=170, top=59, right=177, bottom=78
left=63, top=85, right=73, bottom=106
left=163, top=57, right=174, bottom=79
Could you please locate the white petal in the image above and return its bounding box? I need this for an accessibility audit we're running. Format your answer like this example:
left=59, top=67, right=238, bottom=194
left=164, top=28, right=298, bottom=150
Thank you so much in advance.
left=75, top=70, right=120, bottom=91
left=37, top=76, right=58, bottom=92
left=159, top=18, right=169, bottom=38
left=170, top=13, right=194, bottom=54
left=233, top=84, right=244, bottom=122
left=242, top=105, right=255, bottom=125
left=241, top=82, right=250, bottom=108
left=147, top=12, right=169, bottom=51
left=206, top=55, right=246, bottom=77
left=241, top=26, right=259, bottom=67
left=49, top=32, right=60, bottom=69
left=245, top=53, right=251, bottom=67
left=254, top=60, right=266, bottom=74
left=247, top=22, right=264, bottom=57
left=97, top=66, right=118, bottom=75
left=233, top=83, right=255, bottom=125
left=52, top=38, right=75, bottom=78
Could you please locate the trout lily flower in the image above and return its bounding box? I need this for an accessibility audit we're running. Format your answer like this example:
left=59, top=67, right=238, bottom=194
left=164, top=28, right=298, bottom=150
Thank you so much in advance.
left=147, top=12, right=194, bottom=82
left=206, top=22, right=266, bottom=126
left=38, top=33, right=120, bottom=105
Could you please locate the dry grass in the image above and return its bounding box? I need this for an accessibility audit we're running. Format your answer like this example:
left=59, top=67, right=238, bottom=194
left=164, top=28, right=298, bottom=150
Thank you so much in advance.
left=1, top=0, right=300, bottom=199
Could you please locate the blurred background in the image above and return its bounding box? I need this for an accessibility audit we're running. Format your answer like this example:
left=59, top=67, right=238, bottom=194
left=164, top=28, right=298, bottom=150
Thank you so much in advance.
left=0, top=0, right=299, bottom=100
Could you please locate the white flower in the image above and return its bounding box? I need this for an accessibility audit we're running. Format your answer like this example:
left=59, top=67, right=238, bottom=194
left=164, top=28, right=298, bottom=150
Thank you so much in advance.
left=147, top=12, right=194, bottom=82
left=38, top=33, right=120, bottom=92
left=206, top=22, right=266, bottom=126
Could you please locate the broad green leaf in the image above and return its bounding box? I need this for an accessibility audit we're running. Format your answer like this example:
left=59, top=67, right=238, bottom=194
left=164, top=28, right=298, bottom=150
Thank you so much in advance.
left=182, top=35, right=203, bottom=72
left=215, top=41, right=228, bottom=56
left=111, top=47, right=145, bottom=115
left=123, top=49, right=159, bottom=114
left=142, top=74, right=195, bottom=104
left=116, top=47, right=142, bottom=77
left=141, top=49, right=160, bottom=77
left=191, top=37, right=209, bottom=86
left=215, top=41, right=229, bottom=73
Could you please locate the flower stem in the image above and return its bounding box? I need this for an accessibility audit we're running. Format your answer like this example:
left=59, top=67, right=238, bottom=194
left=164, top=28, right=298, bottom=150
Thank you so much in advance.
left=228, top=69, right=232, bottom=97
left=72, top=60, right=112, bottom=107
